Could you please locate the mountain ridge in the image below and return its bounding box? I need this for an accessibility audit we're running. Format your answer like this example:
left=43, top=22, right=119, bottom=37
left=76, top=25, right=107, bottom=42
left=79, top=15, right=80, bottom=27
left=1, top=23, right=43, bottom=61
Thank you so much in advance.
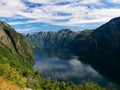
left=89, top=17, right=120, bottom=55
left=26, top=17, right=120, bottom=56
left=0, top=21, right=34, bottom=65
left=26, top=29, right=79, bottom=49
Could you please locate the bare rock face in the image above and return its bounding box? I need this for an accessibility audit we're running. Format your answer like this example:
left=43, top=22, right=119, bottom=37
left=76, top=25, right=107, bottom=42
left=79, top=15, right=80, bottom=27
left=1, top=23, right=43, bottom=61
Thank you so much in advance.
left=0, top=26, right=14, bottom=49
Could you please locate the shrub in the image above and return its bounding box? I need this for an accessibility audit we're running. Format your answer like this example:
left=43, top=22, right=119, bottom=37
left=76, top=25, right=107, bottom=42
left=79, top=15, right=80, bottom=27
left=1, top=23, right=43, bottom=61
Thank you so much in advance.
left=0, top=62, right=27, bottom=87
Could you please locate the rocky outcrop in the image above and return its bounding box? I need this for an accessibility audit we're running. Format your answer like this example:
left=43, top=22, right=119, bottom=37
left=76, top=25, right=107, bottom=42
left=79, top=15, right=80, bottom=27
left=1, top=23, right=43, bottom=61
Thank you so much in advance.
left=0, top=21, right=34, bottom=65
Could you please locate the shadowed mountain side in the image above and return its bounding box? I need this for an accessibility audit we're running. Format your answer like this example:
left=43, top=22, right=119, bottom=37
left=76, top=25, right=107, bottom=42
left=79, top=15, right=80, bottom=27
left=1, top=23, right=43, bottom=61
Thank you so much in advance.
left=90, top=17, right=120, bottom=55
left=71, top=17, right=120, bottom=56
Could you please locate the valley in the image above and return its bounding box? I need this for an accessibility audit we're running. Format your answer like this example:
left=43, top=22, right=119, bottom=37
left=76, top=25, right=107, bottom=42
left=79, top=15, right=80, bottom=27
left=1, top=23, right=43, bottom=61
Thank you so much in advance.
left=0, top=17, right=120, bottom=90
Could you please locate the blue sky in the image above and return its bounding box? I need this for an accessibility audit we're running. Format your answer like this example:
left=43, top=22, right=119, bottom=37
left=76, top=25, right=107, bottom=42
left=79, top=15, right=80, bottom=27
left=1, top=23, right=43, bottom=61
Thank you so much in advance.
left=0, top=0, right=120, bottom=33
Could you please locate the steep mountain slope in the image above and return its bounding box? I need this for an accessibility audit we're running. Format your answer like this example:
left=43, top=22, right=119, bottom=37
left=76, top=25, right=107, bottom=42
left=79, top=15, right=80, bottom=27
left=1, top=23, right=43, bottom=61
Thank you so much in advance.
left=26, top=29, right=79, bottom=49
left=70, top=30, right=94, bottom=53
left=26, top=31, right=56, bottom=48
left=72, top=17, right=120, bottom=55
left=0, top=21, right=35, bottom=88
left=0, top=21, right=34, bottom=65
left=89, top=17, right=120, bottom=55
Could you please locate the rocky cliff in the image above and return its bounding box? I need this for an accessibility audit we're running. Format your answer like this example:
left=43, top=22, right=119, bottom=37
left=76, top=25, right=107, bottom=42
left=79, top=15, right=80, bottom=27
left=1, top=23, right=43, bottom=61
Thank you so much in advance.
left=0, top=21, right=34, bottom=66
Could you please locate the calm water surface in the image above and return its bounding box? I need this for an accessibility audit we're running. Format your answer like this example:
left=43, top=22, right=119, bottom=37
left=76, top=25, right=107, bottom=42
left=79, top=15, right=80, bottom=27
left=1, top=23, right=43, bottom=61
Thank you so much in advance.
left=33, top=48, right=120, bottom=89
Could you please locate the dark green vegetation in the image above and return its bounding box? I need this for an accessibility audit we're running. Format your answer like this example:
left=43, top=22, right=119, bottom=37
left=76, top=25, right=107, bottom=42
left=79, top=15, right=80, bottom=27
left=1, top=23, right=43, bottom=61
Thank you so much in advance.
left=71, top=30, right=94, bottom=53
left=26, top=29, right=79, bottom=49
left=72, top=17, right=120, bottom=55
left=0, top=18, right=118, bottom=90
left=89, top=17, right=120, bottom=55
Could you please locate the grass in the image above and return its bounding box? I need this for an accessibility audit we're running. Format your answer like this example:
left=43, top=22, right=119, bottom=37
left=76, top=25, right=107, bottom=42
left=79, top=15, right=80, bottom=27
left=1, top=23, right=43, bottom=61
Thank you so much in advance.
left=0, top=77, right=23, bottom=90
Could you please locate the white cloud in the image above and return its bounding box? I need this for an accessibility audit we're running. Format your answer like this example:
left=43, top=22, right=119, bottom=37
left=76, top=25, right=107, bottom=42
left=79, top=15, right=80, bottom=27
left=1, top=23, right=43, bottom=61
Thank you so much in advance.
left=80, top=0, right=103, bottom=5
left=66, top=8, right=120, bottom=25
left=27, top=0, right=49, bottom=4
left=27, top=0, right=103, bottom=5
left=108, top=0, right=120, bottom=3
left=0, top=0, right=120, bottom=27
left=16, top=27, right=37, bottom=33
left=0, top=0, right=27, bottom=17
left=8, top=21, right=25, bottom=25
left=27, top=0, right=74, bottom=5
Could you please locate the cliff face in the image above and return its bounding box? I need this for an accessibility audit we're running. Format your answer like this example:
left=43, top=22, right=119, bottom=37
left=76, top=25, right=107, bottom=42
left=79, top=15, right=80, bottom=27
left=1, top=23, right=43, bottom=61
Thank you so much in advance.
left=0, top=21, right=34, bottom=66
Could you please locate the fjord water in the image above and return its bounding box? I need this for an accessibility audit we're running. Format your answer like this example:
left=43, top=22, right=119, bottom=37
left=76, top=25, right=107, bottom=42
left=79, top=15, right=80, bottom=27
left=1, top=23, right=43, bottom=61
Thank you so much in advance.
left=33, top=48, right=120, bottom=89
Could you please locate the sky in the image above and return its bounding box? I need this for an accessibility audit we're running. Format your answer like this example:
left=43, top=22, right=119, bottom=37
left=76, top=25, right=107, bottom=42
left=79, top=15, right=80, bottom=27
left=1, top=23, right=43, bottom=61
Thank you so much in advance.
left=0, top=0, right=120, bottom=33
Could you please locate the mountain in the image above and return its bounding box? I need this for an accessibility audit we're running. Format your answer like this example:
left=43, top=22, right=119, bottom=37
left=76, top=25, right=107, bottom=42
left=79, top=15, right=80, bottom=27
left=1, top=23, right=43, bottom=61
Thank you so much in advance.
left=89, top=17, right=120, bottom=55
left=70, top=30, right=94, bottom=53
left=0, top=21, right=34, bottom=68
left=26, top=29, right=79, bottom=49
left=0, top=21, right=35, bottom=88
left=72, top=17, right=120, bottom=55
left=26, top=17, right=120, bottom=56
left=0, top=21, right=111, bottom=89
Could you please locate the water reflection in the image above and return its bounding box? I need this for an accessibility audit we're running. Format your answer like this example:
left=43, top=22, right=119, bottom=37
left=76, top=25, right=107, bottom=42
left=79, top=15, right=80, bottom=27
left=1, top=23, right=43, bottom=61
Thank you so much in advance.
left=33, top=48, right=74, bottom=60
left=33, top=48, right=120, bottom=89
left=78, top=53, right=120, bottom=85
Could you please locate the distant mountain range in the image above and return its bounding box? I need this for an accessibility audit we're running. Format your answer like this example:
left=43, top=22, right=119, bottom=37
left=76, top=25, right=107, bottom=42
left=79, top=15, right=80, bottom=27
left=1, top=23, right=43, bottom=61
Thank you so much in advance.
left=26, top=17, right=120, bottom=55
left=26, top=29, right=80, bottom=49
